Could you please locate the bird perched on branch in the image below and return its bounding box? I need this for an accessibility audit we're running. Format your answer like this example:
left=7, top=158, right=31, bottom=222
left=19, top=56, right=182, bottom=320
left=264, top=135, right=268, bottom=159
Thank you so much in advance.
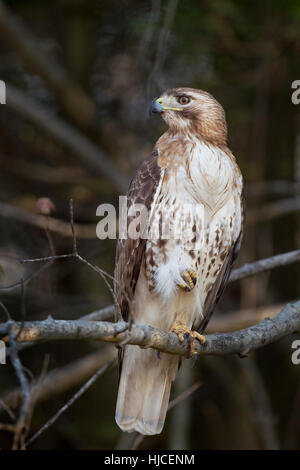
left=114, top=87, right=244, bottom=435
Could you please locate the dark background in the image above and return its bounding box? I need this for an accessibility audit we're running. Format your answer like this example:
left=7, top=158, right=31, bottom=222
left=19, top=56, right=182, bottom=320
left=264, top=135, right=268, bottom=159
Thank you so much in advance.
left=0, top=0, right=299, bottom=450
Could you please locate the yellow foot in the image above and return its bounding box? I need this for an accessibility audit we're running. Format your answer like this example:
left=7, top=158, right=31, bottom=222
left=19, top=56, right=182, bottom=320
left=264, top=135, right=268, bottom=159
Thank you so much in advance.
left=177, top=269, right=197, bottom=292
left=170, top=320, right=206, bottom=358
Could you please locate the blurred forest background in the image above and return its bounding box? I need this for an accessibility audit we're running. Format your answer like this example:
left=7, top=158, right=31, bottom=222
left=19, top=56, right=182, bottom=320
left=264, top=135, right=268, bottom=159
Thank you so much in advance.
left=0, top=0, right=300, bottom=450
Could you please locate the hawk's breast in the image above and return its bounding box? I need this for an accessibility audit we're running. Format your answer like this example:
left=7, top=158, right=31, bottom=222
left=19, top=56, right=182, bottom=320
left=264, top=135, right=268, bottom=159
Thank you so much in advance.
left=143, top=140, right=243, bottom=313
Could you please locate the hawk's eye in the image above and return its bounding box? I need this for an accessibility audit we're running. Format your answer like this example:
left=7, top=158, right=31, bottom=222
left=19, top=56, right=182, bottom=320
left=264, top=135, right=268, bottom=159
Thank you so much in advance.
left=178, top=95, right=190, bottom=105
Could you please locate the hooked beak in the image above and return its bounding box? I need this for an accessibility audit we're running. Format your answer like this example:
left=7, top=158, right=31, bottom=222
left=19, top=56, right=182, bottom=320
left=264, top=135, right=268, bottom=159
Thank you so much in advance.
left=149, top=98, right=163, bottom=116
left=149, top=97, right=183, bottom=116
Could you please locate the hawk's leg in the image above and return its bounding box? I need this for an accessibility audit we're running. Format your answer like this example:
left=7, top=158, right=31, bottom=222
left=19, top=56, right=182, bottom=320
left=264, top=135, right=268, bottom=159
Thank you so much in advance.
left=177, top=269, right=197, bottom=292
left=170, top=320, right=206, bottom=358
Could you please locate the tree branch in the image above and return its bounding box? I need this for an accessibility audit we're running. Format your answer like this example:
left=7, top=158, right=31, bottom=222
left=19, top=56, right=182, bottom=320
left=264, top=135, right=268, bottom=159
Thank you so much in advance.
left=229, top=249, right=300, bottom=282
left=1, top=300, right=299, bottom=358
left=0, top=201, right=96, bottom=239
left=248, top=197, right=300, bottom=224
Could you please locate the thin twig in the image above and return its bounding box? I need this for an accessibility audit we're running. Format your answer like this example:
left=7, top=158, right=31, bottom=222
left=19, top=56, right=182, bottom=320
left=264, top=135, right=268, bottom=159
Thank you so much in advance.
left=7, top=321, right=31, bottom=449
left=69, top=199, right=77, bottom=254
left=1, top=346, right=115, bottom=413
left=25, top=356, right=117, bottom=447
left=0, top=399, right=16, bottom=421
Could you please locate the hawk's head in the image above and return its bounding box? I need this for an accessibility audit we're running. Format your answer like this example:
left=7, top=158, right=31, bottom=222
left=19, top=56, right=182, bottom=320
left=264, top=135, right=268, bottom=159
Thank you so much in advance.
left=150, top=87, right=227, bottom=146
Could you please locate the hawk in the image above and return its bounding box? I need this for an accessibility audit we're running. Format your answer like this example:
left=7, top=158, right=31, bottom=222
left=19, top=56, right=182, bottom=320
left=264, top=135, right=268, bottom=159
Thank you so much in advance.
left=114, top=87, right=244, bottom=435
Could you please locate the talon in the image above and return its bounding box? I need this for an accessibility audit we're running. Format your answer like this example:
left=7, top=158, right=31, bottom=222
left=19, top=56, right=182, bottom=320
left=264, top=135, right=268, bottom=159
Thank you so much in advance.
left=189, top=270, right=197, bottom=285
left=177, top=269, right=197, bottom=292
left=178, top=283, right=191, bottom=292
left=192, top=331, right=206, bottom=345
left=189, top=340, right=198, bottom=359
left=170, top=320, right=205, bottom=358
left=177, top=332, right=186, bottom=342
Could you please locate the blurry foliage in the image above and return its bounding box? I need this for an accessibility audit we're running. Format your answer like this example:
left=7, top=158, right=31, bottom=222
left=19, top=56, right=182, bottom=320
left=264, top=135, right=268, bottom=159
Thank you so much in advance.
left=0, top=0, right=299, bottom=450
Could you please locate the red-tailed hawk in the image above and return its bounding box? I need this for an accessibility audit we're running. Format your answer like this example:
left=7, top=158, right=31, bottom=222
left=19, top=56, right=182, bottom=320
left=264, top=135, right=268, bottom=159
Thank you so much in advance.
left=114, top=87, right=244, bottom=435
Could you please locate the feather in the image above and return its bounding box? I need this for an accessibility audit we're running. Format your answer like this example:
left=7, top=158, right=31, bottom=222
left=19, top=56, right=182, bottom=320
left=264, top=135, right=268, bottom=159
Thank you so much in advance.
left=115, top=346, right=179, bottom=435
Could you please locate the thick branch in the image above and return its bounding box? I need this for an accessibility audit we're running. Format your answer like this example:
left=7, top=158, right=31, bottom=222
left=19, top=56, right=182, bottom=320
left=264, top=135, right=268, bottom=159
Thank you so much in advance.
left=1, top=300, right=300, bottom=358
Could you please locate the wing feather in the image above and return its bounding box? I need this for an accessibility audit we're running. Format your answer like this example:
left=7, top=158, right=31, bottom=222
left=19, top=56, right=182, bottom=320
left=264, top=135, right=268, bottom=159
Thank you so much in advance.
left=197, top=193, right=245, bottom=333
left=197, top=230, right=242, bottom=333
left=114, top=150, right=162, bottom=323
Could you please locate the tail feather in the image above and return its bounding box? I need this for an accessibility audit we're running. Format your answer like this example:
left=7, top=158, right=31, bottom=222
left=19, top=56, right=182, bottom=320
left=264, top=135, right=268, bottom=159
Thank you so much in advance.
left=115, top=345, right=179, bottom=435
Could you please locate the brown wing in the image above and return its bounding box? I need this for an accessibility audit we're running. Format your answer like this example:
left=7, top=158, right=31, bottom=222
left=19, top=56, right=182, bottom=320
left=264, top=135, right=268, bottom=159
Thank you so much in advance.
left=196, top=194, right=245, bottom=333
left=114, top=150, right=162, bottom=323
